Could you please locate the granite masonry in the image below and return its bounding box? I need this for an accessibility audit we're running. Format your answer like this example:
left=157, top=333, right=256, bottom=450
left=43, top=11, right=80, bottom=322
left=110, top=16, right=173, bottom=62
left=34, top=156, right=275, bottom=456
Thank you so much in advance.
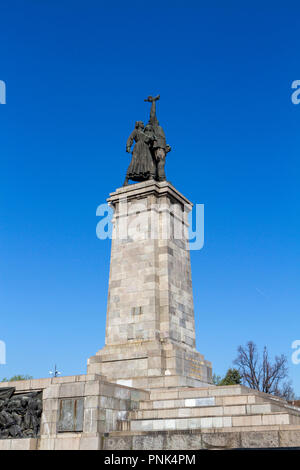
left=1, top=181, right=300, bottom=450
left=88, top=181, right=212, bottom=389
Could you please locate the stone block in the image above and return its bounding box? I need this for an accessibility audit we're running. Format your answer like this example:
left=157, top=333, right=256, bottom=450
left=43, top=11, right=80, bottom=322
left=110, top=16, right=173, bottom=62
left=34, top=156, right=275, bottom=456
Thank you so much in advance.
left=43, top=398, right=59, bottom=411
left=223, top=405, right=246, bottom=416
left=54, top=436, right=81, bottom=450
left=178, top=408, right=192, bottom=418
left=41, top=410, right=57, bottom=423
left=165, top=419, right=176, bottom=430
left=175, top=419, right=189, bottom=430
left=10, top=438, right=38, bottom=450
left=153, top=399, right=174, bottom=409
left=152, top=419, right=167, bottom=431
left=262, top=414, right=289, bottom=425
left=9, top=380, right=32, bottom=391
left=192, top=406, right=223, bottom=417
left=84, top=381, right=101, bottom=396
left=43, top=384, right=61, bottom=400
left=41, top=420, right=57, bottom=436
left=219, top=395, right=248, bottom=406
left=83, top=408, right=99, bottom=433
left=85, top=395, right=100, bottom=408
left=133, top=435, right=164, bottom=450
left=201, top=431, right=241, bottom=450
left=279, top=430, right=300, bottom=447
left=247, top=404, right=272, bottom=414
left=185, top=397, right=215, bottom=407
left=208, top=386, right=244, bottom=397
left=178, top=388, right=210, bottom=399
left=165, top=434, right=193, bottom=450
left=200, top=417, right=213, bottom=428
left=29, top=378, right=52, bottom=389
left=114, top=386, right=131, bottom=400
left=0, top=440, right=12, bottom=450
left=241, top=431, right=279, bottom=448
left=150, top=390, right=179, bottom=400
left=232, top=415, right=262, bottom=427
left=39, top=438, right=56, bottom=450
left=79, top=436, right=101, bottom=450
left=52, top=375, right=77, bottom=384
left=103, top=436, right=133, bottom=450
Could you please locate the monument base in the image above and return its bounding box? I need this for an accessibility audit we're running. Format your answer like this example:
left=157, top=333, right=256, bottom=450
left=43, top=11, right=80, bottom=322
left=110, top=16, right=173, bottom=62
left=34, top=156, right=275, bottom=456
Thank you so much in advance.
left=1, top=376, right=300, bottom=450
left=87, top=339, right=212, bottom=389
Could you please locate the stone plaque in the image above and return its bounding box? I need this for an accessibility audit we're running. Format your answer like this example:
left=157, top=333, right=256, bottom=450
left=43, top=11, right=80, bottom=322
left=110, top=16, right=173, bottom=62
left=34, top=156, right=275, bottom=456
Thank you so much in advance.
left=57, top=398, right=84, bottom=433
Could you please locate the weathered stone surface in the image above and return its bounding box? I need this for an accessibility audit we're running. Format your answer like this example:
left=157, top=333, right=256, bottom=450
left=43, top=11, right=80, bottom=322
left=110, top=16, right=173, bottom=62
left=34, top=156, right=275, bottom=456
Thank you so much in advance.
left=0, top=438, right=38, bottom=450
left=103, top=436, right=133, bottom=450
left=241, top=431, right=279, bottom=448
left=54, top=436, right=81, bottom=450
left=88, top=181, right=212, bottom=388
left=279, top=430, right=300, bottom=447
left=133, top=434, right=165, bottom=450
left=79, top=436, right=100, bottom=450
left=201, top=431, right=241, bottom=449
left=165, top=434, right=199, bottom=450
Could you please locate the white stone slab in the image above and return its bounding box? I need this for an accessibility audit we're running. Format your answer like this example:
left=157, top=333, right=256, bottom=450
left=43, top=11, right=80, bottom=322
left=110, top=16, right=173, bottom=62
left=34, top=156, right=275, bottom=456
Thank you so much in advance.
left=185, top=397, right=215, bottom=407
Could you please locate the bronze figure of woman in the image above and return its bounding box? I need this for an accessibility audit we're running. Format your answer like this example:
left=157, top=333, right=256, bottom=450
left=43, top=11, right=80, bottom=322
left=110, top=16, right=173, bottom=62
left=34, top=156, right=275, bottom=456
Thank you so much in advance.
left=123, top=121, right=156, bottom=186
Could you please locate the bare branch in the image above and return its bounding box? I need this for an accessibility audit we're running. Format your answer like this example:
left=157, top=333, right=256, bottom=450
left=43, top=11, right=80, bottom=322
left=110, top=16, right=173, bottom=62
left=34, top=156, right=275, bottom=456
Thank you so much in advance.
left=233, top=341, right=294, bottom=400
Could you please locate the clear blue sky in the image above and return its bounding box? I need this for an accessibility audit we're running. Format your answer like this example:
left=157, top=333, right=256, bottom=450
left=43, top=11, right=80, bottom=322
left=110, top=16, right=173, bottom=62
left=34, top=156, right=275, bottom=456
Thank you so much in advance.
left=1, top=1, right=299, bottom=394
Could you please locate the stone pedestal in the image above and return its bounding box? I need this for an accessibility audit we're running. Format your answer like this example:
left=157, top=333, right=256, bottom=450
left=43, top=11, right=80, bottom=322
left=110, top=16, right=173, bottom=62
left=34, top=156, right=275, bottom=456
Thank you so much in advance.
left=1, top=376, right=300, bottom=450
left=88, top=180, right=212, bottom=388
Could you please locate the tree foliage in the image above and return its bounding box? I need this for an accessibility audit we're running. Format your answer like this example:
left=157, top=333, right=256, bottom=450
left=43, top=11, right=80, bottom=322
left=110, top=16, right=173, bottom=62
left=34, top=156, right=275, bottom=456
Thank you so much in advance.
left=213, top=368, right=241, bottom=386
left=1, top=374, right=33, bottom=382
left=219, top=368, right=242, bottom=386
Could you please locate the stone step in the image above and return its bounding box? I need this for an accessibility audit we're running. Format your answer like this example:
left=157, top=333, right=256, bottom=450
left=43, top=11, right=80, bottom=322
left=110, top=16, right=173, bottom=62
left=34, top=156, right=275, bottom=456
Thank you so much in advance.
left=131, top=402, right=293, bottom=420
left=148, top=385, right=262, bottom=401
left=128, top=411, right=300, bottom=432
left=138, top=393, right=268, bottom=410
left=148, top=385, right=297, bottom=412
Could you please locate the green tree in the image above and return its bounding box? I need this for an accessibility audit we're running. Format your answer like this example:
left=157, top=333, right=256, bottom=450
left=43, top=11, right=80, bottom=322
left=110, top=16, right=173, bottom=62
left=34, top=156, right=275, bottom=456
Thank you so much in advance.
left=218, top=368, right=242, bottom=386
left=212, top=369, right=241, bottom=386
left=1, top=374, right=33, bottom=382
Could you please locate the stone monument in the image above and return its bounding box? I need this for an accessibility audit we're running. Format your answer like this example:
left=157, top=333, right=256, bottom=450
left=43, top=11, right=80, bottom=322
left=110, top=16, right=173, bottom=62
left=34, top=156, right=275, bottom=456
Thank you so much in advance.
left=1, top=95, right=300, bottom=450
left=87, top=96, right=212, bottom=388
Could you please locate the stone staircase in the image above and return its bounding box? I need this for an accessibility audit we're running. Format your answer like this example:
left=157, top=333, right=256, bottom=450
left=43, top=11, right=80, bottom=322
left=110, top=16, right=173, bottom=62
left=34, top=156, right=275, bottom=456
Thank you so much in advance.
left=119, top=385, right=300, bottom=432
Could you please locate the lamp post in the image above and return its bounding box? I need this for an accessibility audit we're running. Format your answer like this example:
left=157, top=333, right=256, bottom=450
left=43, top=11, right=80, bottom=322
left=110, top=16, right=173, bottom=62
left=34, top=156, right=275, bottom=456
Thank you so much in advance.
left=49, top=364, right=61, bottom=378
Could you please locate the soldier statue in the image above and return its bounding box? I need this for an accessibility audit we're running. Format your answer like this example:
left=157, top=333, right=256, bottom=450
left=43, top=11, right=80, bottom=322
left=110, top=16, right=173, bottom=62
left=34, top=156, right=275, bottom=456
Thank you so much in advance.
left=144, top=95, right=171, bottom=182
left=124, top=95, right=171, bottom=186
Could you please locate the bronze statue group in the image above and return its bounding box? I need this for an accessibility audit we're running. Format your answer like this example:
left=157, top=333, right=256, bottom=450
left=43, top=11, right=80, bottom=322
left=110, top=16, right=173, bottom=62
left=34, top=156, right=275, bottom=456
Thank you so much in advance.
left=124, top=95, right=171, bottom=186
left=0, top=388, right=42, bottom=438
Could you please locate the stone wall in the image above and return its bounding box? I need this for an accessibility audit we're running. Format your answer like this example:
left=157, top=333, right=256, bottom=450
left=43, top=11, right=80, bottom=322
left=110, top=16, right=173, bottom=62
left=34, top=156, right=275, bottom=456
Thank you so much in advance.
left=102, top=428, right=300, bottom=450
left=0, top=375, right=148, bottom=451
